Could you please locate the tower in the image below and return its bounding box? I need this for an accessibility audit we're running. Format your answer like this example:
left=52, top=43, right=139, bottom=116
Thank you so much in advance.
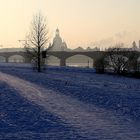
left=132, top=41, right=137, bottom=49
left=56, top=28, right=60, bottom=36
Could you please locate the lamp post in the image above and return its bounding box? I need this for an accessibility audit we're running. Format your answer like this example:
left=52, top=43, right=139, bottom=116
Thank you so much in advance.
left=87, top=59, right=89, bottom=68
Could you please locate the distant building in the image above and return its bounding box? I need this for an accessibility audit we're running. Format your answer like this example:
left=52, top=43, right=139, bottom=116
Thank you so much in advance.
left=106, top=41, right=140, bottom=52
left=132, top=41, right=137, bottom=49
left=73, top=46, right=100, bottom=52
left=86, top=47, right=93, bottom=51
left=50, top=28, right=68, bottom=51
left=86, top=46, right=100, bottom=51
left=49, top=28, right=100, bottom=52
left=131, top=41, right=140, bottom=51
left=73, top=47, right=85, bottom=52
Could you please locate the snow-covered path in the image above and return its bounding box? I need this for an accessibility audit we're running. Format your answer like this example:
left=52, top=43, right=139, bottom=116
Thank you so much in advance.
left=0, top=72, right=140, bottom=140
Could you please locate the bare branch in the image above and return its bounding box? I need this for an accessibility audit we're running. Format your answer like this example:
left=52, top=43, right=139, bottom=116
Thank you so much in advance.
left=25, top=13, right=50, bottom=72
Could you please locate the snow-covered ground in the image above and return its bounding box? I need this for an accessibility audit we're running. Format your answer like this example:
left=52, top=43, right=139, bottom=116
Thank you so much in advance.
left=0, top=63, right=140, bottom=140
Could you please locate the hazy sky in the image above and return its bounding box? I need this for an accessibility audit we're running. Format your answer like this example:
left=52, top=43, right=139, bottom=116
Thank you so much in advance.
left=0, top=0, right=140, bottom=49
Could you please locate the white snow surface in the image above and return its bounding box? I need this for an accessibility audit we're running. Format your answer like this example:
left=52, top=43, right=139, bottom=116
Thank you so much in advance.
left=0, top=64, right=140, bottom=139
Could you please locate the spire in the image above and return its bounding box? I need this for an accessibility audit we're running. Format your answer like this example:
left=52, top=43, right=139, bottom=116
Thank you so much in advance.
left=132, top=41, right=137, bottom=48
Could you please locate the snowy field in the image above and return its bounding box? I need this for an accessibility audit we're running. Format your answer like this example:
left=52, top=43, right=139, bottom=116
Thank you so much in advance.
left=0, top=63, right=140, bottom=140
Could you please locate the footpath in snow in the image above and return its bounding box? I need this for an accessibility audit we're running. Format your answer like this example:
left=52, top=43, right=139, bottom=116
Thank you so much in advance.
left=0, top=66, right=140, bottom=140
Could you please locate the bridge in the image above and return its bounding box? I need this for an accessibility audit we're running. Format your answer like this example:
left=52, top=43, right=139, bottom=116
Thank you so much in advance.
left=0, top=51, right=30, bottom=63
left=47, top=51, right=105, bottom=66
left=0, top=51, right=139, bottom=66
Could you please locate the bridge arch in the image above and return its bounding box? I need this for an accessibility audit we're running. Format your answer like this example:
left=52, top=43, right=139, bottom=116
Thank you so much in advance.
left=8, top=55, right=25, bottom=63
left=46, top=55, right=60, bottom=66
left=0, top=56, right=6, bottom=62
left=66, top=54, right=94, bottom=68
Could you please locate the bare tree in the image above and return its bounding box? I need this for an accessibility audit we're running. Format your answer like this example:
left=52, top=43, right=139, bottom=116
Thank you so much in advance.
left=106, top=43, right=129, bottom=74
left=25, top=13, right=49, bottom=72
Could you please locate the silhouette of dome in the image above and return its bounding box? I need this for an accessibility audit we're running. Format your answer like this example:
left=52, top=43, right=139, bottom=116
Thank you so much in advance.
left=74, top=47, right=85, bottom=52
left=51, top=28, right=68, bottom=51
left=86, top=47, right=92, bottom=51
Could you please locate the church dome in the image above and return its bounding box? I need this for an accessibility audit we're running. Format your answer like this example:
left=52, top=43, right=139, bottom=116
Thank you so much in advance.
left=51, top=28, right=68, bottom=51
left=51, top=28, right=63, bottom=51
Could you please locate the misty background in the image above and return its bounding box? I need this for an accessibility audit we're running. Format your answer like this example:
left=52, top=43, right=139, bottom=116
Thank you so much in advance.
left=0, top=0, right=140, bottom=49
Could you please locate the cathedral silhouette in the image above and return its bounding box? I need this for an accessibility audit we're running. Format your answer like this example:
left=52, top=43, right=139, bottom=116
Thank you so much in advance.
left=49, top=28, right=68, bottom=51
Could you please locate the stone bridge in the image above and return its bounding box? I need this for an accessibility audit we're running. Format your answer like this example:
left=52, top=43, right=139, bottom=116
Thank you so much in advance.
left=48, top=51, right=106, bottom=66
left=0, top=51, right=140, bottom=66
left=0, top=52, right=30, bottom=63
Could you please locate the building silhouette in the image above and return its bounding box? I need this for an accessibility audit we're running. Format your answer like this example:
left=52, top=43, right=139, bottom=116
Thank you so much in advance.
left=49, top=28, right=100, bottom=52
left=50, top=28, right=68, bottom=51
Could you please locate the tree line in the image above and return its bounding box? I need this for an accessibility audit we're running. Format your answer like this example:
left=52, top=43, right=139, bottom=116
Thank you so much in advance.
left=94, top=44, right=140, bottom=78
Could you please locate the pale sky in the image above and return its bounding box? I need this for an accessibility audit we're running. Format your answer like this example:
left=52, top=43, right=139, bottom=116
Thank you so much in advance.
left=0, top=0, right=140, bottom=49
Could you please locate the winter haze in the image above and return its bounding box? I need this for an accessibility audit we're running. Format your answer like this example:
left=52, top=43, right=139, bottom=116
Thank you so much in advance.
left=0, top=0, right=140, bottom=48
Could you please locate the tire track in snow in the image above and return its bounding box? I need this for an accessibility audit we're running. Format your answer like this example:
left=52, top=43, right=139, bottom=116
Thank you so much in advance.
left=0, top=72, right=140, bottom=140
